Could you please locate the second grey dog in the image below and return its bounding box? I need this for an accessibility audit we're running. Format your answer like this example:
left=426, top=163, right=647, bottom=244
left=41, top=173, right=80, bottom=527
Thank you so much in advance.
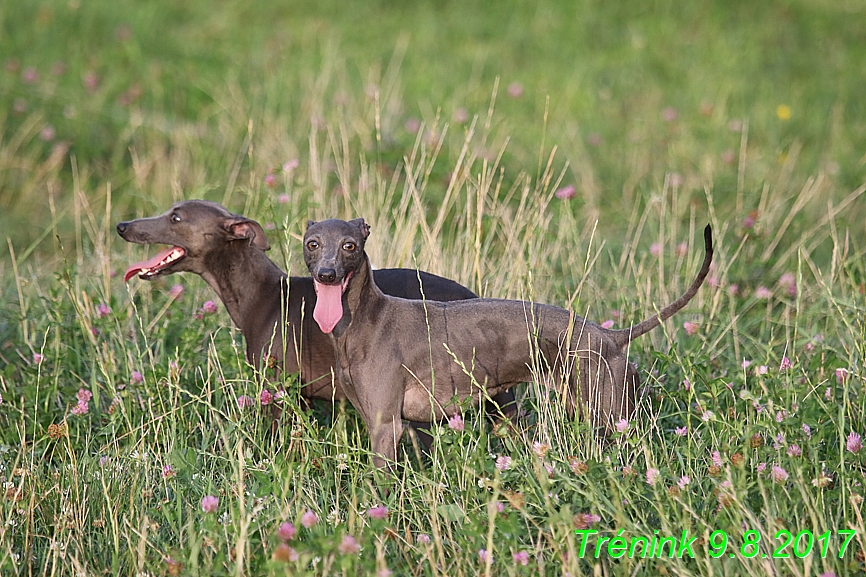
left=116, top=200, right=515, bottom=432
left=304, top=218, right=713, bottom=467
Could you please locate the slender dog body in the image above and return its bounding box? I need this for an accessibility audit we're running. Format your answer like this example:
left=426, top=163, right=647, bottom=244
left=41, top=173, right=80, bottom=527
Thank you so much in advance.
left=304, top=218, right=713, bottom=467
left=116, top=201, right=514, bottom=415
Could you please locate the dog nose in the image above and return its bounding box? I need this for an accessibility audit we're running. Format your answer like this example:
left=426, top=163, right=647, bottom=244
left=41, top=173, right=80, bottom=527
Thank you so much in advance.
left=116, top=222, right=128, bottom=235
left=317, top=268, right=337, bottom=283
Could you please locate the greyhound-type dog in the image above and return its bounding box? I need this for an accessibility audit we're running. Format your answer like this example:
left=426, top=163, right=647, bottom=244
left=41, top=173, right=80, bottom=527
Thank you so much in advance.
left=116, top=200, right=515, bottom=428
left=304, top=218, right=712, bottom=467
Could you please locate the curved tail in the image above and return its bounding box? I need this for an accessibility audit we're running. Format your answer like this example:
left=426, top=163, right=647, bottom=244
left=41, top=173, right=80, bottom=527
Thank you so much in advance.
left=611, top=224, right=713, bottom=347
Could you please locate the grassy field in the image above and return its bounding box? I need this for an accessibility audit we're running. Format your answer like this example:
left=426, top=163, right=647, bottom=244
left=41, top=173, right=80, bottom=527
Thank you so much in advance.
left=1, top=0, right=865, bottom=575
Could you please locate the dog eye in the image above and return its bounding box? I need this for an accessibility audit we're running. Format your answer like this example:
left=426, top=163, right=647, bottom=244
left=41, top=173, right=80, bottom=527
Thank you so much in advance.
left=342, top=242, right=356, bottom=252
left=306, top=240, right=319, bottom=250
left=171, top=213, right=181, bottom=223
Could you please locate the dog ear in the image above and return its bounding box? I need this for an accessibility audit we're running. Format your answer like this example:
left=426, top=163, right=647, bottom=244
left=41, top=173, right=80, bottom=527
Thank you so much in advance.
left=349, top=218, right=370, bottom=240
left=222, top=218, right=270, bottom=251
left=306, top=220, right=317, bottom=230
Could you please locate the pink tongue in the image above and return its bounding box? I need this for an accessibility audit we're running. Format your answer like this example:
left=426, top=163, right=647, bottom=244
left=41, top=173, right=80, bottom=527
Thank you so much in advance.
left=313, top=280, right=345, bottom=334
left=123, top=246, right=180, bottom=282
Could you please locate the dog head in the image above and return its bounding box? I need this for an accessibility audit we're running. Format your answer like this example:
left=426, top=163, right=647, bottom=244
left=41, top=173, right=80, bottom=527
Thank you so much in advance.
left=117, top=200, right=269, bottom=281
left=303, top=218, right=370, bottom=333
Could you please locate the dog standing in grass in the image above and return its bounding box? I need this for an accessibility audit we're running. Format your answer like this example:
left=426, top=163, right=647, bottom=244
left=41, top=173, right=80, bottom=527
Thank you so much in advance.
left=304, top=217, right=713, bottom=467
left=117, top=200, right=516, bottom=439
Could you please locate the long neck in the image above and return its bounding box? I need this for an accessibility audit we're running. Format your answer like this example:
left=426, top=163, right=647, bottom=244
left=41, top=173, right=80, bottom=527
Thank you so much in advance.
left=199, top=245, right=286, bottom=337
left=334, top=253, right=386, bottom=338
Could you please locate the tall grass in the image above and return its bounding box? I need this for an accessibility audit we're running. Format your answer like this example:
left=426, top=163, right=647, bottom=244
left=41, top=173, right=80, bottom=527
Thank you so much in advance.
left=2, top=97, right=865, bottom=573
left=2, top=0, right=865, bottom=575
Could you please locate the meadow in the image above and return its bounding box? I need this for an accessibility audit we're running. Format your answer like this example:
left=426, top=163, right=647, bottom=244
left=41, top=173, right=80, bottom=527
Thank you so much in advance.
left=1, top=0, right=865, bottom=574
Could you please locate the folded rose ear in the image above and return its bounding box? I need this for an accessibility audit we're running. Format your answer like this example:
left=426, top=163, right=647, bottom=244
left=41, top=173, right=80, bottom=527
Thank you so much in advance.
left=222, top=218, right=270, bottom=250
left=348, top=218, right=370, bottom=240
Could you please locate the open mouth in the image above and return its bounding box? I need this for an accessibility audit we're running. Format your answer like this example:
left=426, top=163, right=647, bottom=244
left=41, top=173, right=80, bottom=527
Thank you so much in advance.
left=124, top=246, right=186, bottom=282
left=312, top=271, right=353, bottom=334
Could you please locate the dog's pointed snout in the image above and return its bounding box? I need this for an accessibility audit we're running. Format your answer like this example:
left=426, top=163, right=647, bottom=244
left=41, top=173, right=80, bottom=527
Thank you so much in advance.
left=116, top=222, right=129, bottom=235
left=317, top=268, right=337, bottom=283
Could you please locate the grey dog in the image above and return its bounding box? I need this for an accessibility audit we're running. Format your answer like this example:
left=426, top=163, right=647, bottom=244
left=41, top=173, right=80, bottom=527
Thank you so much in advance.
left=304, top=217, right=712, bottom=467
left=117, top=200, right=515, bottom=439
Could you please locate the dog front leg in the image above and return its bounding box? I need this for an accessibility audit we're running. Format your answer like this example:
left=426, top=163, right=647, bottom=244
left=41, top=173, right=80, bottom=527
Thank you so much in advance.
left=352, top=370, right=405, bottom=468
left=339, top=381, right=402, bottom=468
left=368, top=413, right=404, bottom=469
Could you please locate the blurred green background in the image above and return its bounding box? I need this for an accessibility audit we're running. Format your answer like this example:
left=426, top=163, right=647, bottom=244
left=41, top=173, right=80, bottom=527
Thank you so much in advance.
left=1, top=0, right=864, bottom=257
